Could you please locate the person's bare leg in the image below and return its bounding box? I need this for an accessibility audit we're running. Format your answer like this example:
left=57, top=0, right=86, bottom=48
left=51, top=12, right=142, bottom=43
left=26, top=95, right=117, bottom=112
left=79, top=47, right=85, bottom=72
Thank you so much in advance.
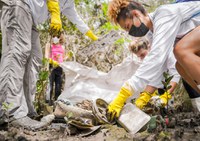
left=174, top=26, right=200, bottom=90
left=176, top=62, right=200, bottom=93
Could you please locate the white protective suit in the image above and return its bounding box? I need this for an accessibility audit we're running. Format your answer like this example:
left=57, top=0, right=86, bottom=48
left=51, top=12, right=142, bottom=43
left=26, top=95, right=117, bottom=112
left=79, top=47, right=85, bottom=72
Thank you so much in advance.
left=27, top=0, right=90, bottom=34
left=148, top=52, right=180, bottom=88
left=127, top=1, right=200, bottom=94
left=145, top=31, right=180, bottom=88
left=0, top=0, right=90, bottom=119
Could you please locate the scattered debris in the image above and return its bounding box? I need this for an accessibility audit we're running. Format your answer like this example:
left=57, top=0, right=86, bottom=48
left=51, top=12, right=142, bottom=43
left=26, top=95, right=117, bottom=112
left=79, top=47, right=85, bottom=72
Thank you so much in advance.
left=76, top=100, right=93, bottom=111
left=92, top=98, right=114, bottom=124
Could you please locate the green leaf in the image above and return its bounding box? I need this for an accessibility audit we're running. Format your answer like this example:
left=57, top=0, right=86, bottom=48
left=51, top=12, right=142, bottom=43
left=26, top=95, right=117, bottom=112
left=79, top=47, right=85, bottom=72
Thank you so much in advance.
left=163, top=72, right=168, bottom=79
left=162, top=72, right=174, bottom=91
left=167, top=76, right=174, bottom=83
left=2, top=102, right=13, bottom=111
left=162, top=81, right=166, bottom=87
left=167, top=85, right=172, bottom=90
left=102, top=3, right=108, bottom=17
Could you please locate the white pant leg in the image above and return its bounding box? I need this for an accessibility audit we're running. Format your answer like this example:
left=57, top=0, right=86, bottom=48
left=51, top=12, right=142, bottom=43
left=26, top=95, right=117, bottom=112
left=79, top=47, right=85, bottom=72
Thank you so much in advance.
left=23, top=26, right=42, bottom=117
left=0, top=1, right=33, bottom=119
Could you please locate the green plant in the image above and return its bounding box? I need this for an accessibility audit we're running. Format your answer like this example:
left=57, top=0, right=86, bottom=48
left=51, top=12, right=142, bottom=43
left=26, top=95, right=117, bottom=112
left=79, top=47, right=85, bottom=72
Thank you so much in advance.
left=162, top=72, right=173, bottom=92
left=114, top=37, right=131, bottom=56
left=98, top=22, right=120, bottom=34
left=161, top=71, right=174, bottom=113
left=1, top=102, right=13, bottom=126
left=34, top=58, right=50, bottom=114
left=2, top=102, right=13, bottom=112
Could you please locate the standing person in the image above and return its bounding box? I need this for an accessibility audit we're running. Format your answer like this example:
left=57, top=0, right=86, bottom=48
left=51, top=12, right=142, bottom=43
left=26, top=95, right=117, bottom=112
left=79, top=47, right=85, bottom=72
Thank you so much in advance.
left=49, top=33, right=65, bottom=105
left=0, top=0, right=98, bottom=129
left=129, top=38, right=180, bottom=109
left=107, top=0, right=200, bottom=121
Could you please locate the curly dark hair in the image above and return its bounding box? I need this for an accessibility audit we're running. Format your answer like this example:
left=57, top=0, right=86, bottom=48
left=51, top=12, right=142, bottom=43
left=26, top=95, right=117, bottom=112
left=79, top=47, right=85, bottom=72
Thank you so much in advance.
left=108, top=0, right=146, bottom=24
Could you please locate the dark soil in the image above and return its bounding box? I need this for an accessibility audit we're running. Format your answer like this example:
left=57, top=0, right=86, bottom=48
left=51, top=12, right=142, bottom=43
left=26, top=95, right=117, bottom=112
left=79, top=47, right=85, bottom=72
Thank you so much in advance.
left=1, top=111, right=200, bottom=141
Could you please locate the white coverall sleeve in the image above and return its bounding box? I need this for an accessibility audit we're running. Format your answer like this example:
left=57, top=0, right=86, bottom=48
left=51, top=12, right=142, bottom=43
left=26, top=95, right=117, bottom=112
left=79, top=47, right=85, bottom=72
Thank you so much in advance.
left=147, top=61, right=167, bottom=89
left=62, top=0, right=90, bottom=34
left=148, top=51, right=180, bottom=88
left=167, top=51, right=180, bottom=84
left=127, top=7, right=183, bottom=94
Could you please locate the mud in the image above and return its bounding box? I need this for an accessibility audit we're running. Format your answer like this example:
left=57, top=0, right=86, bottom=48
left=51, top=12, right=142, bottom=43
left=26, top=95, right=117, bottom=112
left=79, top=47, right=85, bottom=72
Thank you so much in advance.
left=1, top=111, right=200, bottom=141
left=1, top=90, right=199, bottom=141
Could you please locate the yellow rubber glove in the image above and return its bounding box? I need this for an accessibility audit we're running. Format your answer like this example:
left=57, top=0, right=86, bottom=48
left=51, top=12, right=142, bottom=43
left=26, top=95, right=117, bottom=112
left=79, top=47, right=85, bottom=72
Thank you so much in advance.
left=49, top=59, right=59, bottom=67
left=85, top=30, right=98, bottom=41
left=49, top=58, right=53, bottom=64
left=52, top=60, right=59, bottom=67
left=107, top=87, right=132, bottom=121
left=159, top=91, right=172, bottom=106
left=151, top=91, right=158, bottom=97
left=135, top=91, right=152, bottom=109
left=47, top=0, right=62, bottom=35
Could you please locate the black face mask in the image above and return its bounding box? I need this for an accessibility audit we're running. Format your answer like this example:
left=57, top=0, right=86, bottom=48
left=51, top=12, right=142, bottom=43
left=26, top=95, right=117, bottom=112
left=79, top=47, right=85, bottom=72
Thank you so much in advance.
left=128, top=22, right=149, bottom=37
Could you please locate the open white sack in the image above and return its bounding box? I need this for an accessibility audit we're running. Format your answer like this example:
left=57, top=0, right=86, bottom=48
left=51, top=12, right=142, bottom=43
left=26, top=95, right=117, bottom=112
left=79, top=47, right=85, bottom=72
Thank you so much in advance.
left=58, top=56, right=141, bottom=104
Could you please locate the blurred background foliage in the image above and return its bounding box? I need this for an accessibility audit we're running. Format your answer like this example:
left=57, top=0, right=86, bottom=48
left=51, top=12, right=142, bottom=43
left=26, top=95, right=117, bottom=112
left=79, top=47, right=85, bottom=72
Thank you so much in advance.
left=1, top=0, right=190, bottom=114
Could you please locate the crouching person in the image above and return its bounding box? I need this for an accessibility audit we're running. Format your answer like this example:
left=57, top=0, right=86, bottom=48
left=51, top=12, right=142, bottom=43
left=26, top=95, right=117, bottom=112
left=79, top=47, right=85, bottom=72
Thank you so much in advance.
left=107, top=0, right=200, bottom=121
left=128, top=37, right=180, bottom=109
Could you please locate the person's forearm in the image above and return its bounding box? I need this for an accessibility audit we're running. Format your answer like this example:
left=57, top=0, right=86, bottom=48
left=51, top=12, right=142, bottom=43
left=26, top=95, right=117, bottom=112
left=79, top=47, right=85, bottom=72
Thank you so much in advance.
left=144, top=85, right=157, bottom=94
left=44, top=45, right=50, bottom=58
left=144, top=82, right=177, bottom=94
left=168, top=81, right=177, bottom=93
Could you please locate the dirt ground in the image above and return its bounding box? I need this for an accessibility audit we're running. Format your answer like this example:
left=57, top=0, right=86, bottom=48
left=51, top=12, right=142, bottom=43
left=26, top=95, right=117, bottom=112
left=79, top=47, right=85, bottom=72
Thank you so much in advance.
left=1, top=111, right=200, bottom=141
left=1, top=89, right=200, bottom=141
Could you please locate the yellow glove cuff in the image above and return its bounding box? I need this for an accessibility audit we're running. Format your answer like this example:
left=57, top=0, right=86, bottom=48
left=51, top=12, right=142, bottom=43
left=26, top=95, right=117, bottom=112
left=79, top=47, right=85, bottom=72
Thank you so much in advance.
left=161, top=91, right=172, bottom=99
left=53, top=60, right=59, bottom=67
left=85, top=30, right=98, bottom=41
left=110, top=87, right=132, bottom=108
left=47, top=0, right=62, bottom=34
left=151, top=90, right=158, bottom=97
left=49, top=58, right=52, bottom=64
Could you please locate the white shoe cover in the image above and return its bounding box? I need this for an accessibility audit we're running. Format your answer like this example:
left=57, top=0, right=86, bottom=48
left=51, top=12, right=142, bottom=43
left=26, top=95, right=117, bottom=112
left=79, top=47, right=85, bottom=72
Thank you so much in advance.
left=191, top=97, right=200, bottom=112
left=197, top=85, right=200, bottom=90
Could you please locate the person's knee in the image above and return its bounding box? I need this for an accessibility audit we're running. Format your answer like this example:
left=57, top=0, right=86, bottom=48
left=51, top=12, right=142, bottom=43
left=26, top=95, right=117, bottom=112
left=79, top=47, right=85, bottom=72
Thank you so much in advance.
left=174, top=44, right=190, bottom=62
left=174, top=44, right=183, bottom=58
